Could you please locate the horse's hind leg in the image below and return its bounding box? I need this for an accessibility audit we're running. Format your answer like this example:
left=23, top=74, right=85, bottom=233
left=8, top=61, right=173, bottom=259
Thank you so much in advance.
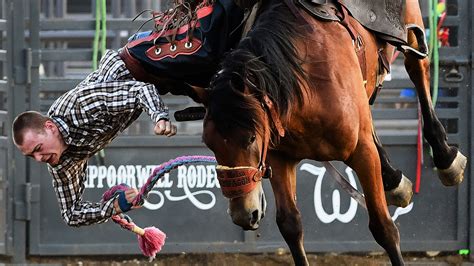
left=373, top=129, right=413, bottom=207
left=268, top=154, right=309, bottom=266
left=346, top=140, right=404, bottom=265
left=404, top=0, right=467, bottom=186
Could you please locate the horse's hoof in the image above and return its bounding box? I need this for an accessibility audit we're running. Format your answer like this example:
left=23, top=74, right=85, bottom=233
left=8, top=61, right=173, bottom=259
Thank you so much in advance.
left=385, top=174, right=413, bottom=207
left=438, top=151, right=467, bottom=186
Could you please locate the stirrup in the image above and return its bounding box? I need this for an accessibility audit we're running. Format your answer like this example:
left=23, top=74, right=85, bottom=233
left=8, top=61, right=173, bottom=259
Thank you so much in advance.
left=398, top=24, right=428, bottom=59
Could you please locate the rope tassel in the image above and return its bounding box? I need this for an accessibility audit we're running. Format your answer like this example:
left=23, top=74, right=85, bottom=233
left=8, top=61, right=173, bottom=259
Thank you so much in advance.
left=102, top=156, right=217, bottom=260
left=111, top=215, right=166, bottom=261
left=137, top=227, right=167, bottom=260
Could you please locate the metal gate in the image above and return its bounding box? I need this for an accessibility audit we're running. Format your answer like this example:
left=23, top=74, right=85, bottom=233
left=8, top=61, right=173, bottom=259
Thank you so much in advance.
left=2, top=0, right=473, bottom=263
left=0, top=0, right=8, bottom=256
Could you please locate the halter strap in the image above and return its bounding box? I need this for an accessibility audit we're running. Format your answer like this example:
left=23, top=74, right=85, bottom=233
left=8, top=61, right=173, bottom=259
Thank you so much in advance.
left=216, top=166, right=263, bottom=198
left=263, top=95, right=285, bottom=137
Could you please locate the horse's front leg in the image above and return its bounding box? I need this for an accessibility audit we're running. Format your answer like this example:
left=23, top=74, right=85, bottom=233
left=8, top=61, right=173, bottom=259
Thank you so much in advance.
left=404, top=0, right=467, bottom=186
left=268, top=153, right=308, bottom=266
left=346, top=139, right=404, bottom=265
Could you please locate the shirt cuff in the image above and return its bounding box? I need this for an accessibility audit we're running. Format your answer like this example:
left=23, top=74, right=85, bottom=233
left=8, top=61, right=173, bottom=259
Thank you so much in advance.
left=103, top=196, right=118, bottom=218
left=151, top=110, right=169, bottom=123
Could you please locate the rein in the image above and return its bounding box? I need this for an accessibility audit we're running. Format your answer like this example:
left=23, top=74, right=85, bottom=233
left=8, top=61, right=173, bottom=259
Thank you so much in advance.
left=101, top=155, right=217, bottom=260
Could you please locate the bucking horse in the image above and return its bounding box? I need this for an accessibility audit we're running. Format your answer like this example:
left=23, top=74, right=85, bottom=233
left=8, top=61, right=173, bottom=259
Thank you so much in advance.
left=184, top=0, right=467, bottom=264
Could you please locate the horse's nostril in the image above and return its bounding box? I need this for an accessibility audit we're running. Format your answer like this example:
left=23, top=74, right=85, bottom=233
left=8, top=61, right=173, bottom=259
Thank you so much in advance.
left=250, top=210, right=260, bottom=225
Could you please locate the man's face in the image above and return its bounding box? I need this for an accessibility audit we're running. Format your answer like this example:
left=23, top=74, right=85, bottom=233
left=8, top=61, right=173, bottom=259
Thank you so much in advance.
left=16, top=121, right=65, bottom=166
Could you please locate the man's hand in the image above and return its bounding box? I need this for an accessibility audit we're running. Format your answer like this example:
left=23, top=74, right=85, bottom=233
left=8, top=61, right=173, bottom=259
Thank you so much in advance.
left=154, top=119, right=177, bottom=137
left=113, top=188, right=142, bottom=213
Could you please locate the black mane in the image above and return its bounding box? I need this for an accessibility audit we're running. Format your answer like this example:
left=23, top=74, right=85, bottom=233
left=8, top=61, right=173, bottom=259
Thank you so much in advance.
left=208, top=0, right=307, bottom=137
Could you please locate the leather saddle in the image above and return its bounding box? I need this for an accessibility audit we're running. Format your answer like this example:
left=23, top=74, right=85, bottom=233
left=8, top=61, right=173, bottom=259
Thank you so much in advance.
left=298, top=0, right=406, bottom=45
left=341, top=0, right=407, bottom=44
left=298, top=0, right=428, bottom=58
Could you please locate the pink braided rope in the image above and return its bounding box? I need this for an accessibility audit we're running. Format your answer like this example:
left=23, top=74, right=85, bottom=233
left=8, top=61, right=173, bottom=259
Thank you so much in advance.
left=133, top=155, right=217, bottom=205
left=101, top=155, right=216, bottom=260
left=112, top=214, right=136, bottom=231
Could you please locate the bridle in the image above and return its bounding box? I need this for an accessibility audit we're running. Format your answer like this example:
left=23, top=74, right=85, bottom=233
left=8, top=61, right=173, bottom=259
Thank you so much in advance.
left=216, top=94, right=285, bottom=199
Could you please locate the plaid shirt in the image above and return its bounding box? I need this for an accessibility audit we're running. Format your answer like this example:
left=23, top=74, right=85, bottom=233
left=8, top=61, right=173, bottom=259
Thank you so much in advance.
left=47, top=50, right=169, bottom=226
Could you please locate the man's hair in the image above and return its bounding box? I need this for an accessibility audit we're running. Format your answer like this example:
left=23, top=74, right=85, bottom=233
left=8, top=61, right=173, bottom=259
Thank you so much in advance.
left=12, top=111, right=50, bottom=145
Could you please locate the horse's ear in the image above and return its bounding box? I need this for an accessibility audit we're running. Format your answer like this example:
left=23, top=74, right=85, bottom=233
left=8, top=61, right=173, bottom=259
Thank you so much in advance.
left=189, top=86, right=210, bottom=105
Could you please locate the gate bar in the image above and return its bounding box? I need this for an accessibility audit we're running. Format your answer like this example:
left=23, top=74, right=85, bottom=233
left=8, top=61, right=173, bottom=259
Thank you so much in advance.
left=469, top=0, right=474, bottom=261
left=8, top=0, right=27, bottom=262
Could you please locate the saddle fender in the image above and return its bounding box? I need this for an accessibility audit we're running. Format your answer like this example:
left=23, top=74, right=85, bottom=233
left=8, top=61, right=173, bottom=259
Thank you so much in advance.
left=339, top=0, right=407, bottom=43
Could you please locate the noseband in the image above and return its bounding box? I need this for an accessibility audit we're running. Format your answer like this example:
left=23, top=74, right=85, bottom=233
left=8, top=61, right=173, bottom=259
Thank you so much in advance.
left=216, top=165, right=266, bottom=198
left=216, top=95, right=285, bottom=199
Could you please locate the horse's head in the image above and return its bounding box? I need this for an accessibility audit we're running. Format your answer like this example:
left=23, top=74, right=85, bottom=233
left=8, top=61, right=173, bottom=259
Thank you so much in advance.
left=193, top=65, right=276, bottom=230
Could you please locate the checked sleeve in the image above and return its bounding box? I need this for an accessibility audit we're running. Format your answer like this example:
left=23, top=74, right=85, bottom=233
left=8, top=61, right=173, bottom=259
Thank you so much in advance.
left=75, top=50, right=170, bottom=126
left=49, top=159, right=116, bottom=227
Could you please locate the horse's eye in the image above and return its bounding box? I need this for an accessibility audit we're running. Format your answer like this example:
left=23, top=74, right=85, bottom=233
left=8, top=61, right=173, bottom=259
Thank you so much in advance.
left=249, top=134, right=256, bottom=144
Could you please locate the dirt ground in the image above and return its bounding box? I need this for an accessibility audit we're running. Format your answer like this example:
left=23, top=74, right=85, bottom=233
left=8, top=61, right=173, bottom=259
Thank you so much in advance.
left=23, top=252, right=472, bottom=266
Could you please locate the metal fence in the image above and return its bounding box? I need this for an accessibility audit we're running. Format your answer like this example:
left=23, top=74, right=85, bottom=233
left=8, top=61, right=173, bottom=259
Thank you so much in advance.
left=1, top=0, right=473, bottom=263
left=0, top=0, right=7, bottom=257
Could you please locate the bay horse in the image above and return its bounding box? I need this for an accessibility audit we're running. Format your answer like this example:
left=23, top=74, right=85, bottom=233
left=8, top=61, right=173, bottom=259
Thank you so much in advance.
left=190, top=0, right=467, bottom=264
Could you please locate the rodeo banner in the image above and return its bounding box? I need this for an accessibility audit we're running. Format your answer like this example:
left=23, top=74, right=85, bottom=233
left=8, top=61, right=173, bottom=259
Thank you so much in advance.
left=84, top=162, right=414, bottom=222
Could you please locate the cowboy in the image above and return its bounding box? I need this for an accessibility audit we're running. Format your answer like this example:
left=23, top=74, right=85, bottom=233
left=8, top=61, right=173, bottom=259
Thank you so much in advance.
left=12, top=0, right=244, bottom=227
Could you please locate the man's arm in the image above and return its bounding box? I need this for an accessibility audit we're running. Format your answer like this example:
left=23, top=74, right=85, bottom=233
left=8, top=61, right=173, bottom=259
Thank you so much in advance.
left=130, top=82, right=177, bottom=136
left=69, top=50, right=174, bottom=135
left=131, top=82, right=170, bottom=123
left=98, top=80, right=178, bottom=136
left=49, top=159, right=116, bottom=226
left=78, top=50, right=170, bottom=121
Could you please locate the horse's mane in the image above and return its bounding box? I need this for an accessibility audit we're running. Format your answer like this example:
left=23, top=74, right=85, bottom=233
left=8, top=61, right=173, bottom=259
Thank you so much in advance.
left=208, top=0, right=307, bottom=137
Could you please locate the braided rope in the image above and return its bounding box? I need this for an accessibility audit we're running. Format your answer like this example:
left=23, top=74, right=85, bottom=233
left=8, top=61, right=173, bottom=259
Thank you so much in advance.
left=101, top=155, right=217, bottom=260
left=133, top=155, right=217, bottom=206
left=102, top=155, right=217, bottom=219
left=112, top=214, right=138, bottom=232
